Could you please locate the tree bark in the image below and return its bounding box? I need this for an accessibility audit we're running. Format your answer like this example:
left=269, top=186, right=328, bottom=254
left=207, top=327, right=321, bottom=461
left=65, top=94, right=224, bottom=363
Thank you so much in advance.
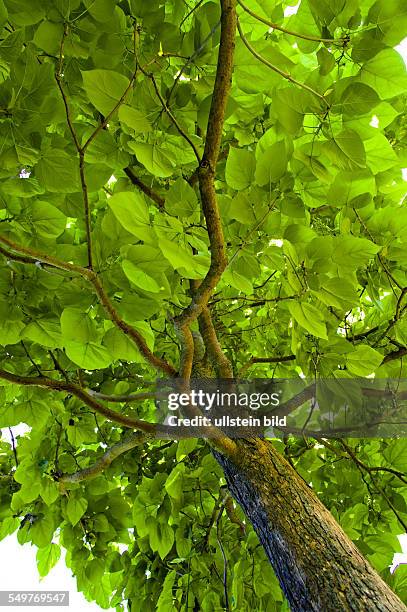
left=214, top=438, right=406, bottom=611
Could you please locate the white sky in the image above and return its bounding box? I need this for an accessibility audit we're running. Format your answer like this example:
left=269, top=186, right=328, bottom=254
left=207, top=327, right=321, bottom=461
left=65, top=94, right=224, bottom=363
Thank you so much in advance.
left=0, top=537, right=103, bottom=611
left=0, top=32, right=406, bottom=612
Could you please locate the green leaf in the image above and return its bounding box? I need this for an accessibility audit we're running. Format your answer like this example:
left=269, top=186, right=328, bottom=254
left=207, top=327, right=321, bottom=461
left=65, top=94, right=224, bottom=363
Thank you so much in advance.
left=223, top=268, right=253, bottom=294
left=384, top=440, right=407, bottom=471
left=83, top=0, right=118, bottom=22
left=29, top=201, right=67, bottom=238
left=103, top=327, right=140, bottom=362
left=65, top=341, right=112, bottom=370
left=367, top=0, right=407, bottom=45
left=158, top=236, right=208, bottom=278
left=23, top=319, right=63, bottom=349
left=226, top=148, right=256, bottom=191
left=118, top=105, right=151, bottom=133
left=325, top=129, right=366, bottom=170
left=150, top=522, right=174, bottom=560
left=128, top=142, right=175, bottom=177
left=255, top=141, right=287, bottom=186
left=0, top=319, right=24, bottom=345
left=82, top=69, right=130, bottom=116
left=365, top=132, right=399, bottom=174
left=346, top=346, right=383, bottom=376
left=156, top=570, right=176, bottom=611
left=85, top=558, right=105, bottom=582
left=61, top=308, right=97, bottom=344
left=359, top=49, right=407, bottom=99
left=122, top=260, right=161, bottom=293
left=0, top=517, right=19, bottom=542
left=1, top=177, right=44, bottom=198
left=66, top=496, right=88, bottom=526
left=313, top=277, right=358, bottom=309
left=176, top=438, right=198, bottom=461
left=332, top=236, right=380, bottom=268
left=35, top=150, right=80, bottom=193
left=40, top=478, right=60, bottom=506
left=166, top=178, right=198, bottom=217
left=37, top=543, right=61, bottom=578
left=0, top=1, right=7, bottom=29
left=328, top=170, right=376, bottom=208
left=339, top=82, right=380, bottom=116
left=288, top=302, right=328, bottom=339
left=273, top=87, right=304, bottom=134
left=107, top=191, right=151, bottom=240
left=30, top=516, right=55, bottom=548
left=33, top=21, right=63, bottom=55
left=165, top=465, right=184, bottom=500
left=228, top=192, right=256, bottom=225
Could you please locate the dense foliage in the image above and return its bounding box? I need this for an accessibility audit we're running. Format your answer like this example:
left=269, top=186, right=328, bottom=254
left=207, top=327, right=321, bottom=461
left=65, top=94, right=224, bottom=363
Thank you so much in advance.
left=0, top=0, right=407, bottom=609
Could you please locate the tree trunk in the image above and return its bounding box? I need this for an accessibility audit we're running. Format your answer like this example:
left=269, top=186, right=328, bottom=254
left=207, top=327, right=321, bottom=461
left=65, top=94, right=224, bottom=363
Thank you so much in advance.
left=214, top=438, right=406, bottom=611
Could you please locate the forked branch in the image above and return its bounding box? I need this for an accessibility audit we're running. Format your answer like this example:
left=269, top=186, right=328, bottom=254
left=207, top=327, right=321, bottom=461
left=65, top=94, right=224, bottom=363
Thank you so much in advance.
left=0, top=236, right=176, bottom=376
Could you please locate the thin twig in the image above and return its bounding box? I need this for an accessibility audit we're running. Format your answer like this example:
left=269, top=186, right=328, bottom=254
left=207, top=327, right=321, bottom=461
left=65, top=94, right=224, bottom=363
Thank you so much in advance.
left=20, top=341, right=43, bottom=376
left=8, top=427, right=18, bottom=466
left=166, top=18, right=222, bottom=105
left=339, top=441, right=407, bottom=532
left=237, top=18, right=329, bottom=107
left=123, top=167, right=165, bottom=210
left=216, top=499, right=231, bottom=611
left=237, top=0, right=339, bottom=43
left=139, top=64, right=201, bottom=163
left=78, top=151, right=93, bottom=269
left=82, top=68, right=138, bottom=152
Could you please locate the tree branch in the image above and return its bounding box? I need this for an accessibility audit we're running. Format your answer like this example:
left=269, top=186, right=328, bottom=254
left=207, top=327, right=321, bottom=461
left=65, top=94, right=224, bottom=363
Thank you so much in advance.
left=0, top=244, right=36, bottom=265
left=88, top=271, right=176, bottom=375
left=173, top=0, right=237, bottom=388
left=239, top=354, right=295, bottom=377
left=199, top=306, right=234, bottom=377
left=176, top=0, right=237, bottom=331
left=382, top=347, right=407, bottom=363
left=58, top=432, right=150, bottom=483
left=55, top=29, right=81, bottom=154
left=87, top=389, right=158, bottom=403
left=0, top=235, right=87, bottom=275
left=0, top=368, right=160, bottom=433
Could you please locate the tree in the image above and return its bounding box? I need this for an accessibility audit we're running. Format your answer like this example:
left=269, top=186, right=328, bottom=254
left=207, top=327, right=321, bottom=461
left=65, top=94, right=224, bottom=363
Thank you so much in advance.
left=0, top=0, right=407, bottom=609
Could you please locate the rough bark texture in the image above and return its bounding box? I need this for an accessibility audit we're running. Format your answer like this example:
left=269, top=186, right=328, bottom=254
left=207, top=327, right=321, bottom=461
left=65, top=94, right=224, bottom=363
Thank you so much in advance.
left=214, top=438, right=407, bottom=611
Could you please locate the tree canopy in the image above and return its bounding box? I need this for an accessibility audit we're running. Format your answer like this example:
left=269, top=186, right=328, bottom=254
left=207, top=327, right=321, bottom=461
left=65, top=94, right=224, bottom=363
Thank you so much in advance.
left=0, top=0, right=407, bottom=609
